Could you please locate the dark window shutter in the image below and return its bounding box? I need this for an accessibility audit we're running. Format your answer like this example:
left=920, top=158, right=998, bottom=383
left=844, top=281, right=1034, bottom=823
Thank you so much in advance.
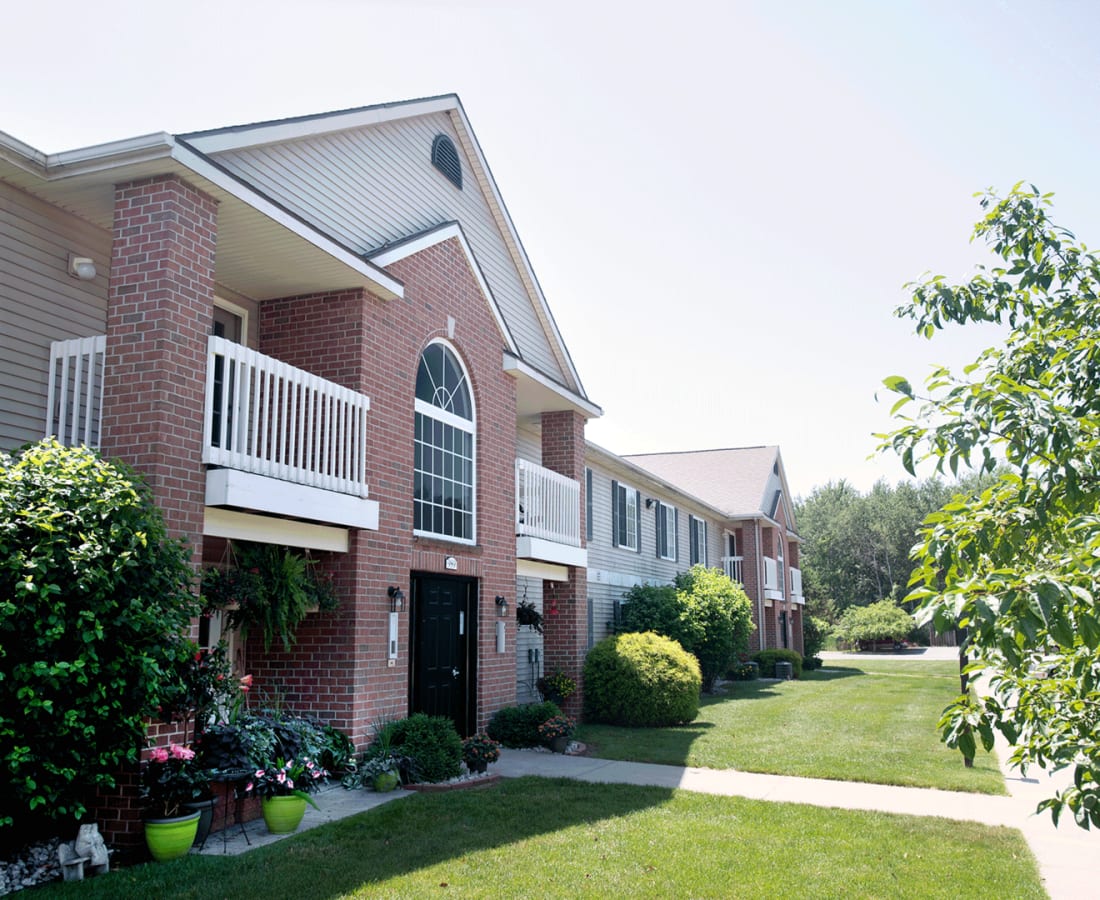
left=585, top=469, right=593, bottom=541
left=674, top=507, right=679, bottom=562
left=611, top=480, right=620, bottom=547
left=689, top=516, right=698, bottom=565
left=654, top=502, right=661, bottom=559
left=635, top=490, right=642, bottom=554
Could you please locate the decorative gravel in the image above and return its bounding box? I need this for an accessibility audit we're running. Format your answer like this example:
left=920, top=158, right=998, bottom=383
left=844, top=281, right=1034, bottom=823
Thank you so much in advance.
left=0, top=837, right=62, bottom=896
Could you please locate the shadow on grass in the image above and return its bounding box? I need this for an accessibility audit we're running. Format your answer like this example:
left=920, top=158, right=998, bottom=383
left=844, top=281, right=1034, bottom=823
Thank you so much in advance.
left=34, top=778, right=677, bottom=900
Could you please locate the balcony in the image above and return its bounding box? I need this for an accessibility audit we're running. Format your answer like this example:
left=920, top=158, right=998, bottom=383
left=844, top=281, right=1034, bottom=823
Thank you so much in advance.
left=515, top=459, right=586, bottom=569
left=47, top=334, right=378, bottom=531
left=790, top=567, right=804, bottom=604
left=721, top=555, right=744, bottom=584
left=762, top=556, right=784, bottom=602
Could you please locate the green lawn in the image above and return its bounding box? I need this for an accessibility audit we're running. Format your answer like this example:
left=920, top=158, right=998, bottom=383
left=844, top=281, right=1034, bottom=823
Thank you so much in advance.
left=36, top=778, right=1043, bottom=900
left=576, top=659, right=1004, bottom=794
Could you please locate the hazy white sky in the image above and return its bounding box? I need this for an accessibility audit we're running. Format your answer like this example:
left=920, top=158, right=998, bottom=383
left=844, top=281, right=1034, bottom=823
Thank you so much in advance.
left=5, top=1, right=1098, bottom=497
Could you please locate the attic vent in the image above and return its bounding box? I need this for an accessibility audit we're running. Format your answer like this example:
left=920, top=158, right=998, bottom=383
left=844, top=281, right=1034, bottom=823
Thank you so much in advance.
left=431, top=134, right=462, bottom=190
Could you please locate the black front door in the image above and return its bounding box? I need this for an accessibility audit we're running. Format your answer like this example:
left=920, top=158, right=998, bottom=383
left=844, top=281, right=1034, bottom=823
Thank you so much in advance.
left=410, top=574, right=477, bottom=736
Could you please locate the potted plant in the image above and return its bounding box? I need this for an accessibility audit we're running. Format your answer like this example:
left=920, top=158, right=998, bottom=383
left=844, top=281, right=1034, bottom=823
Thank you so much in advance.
left=140, top=742, right=209, bottom=861
left=201, top=542, right=339, bottom=653
left=461, top=733, right=501, bottom=774
left=536, top=669, right=576, bottom=705
left=537, top=715, right=576, bottom=754
left=245, top=756, right=330, bottom=833
left=515, top=599, right=543, bottom=634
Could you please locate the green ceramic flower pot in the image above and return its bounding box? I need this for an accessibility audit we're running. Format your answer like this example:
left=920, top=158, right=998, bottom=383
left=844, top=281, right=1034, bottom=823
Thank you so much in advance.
left=261, top=795, right=308, bottom=833
left=144, top=811, right=201, bottom=862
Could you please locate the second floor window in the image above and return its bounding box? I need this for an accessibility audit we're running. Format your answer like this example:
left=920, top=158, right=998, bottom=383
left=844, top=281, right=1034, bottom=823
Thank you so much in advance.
left=689, top=515, right=707, bottom=566
left=612, top=480, right=640, bottom=552
left=656, top=501, right=677, bottom=561
left=413, top=341, right=475, bottom=542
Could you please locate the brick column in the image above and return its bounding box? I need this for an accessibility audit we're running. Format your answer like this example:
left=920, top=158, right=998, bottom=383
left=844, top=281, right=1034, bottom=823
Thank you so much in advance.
left=95, top=175, right=217, bottom=846
left=540, top=410, right=588, bottom=718
left=100, top=175, right=218, bottom=559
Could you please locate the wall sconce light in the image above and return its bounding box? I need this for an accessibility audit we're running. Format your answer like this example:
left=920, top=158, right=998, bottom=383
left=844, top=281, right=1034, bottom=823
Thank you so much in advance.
left=67, top=254, right=97, bottom=281
left=495, top=595, right=508, bottom=617
left=645, top=498, right=658, bottom=510
left=388, top=586, right=406, bottom=613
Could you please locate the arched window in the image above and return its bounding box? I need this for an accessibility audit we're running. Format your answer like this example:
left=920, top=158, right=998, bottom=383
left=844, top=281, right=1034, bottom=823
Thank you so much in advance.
left=413, top=341, right=475, bottom=541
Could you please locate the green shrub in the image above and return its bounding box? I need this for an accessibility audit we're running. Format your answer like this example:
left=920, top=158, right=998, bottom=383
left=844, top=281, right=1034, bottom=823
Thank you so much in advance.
left=384, top=714, right=462, bottom=783
left=752, top=649, right=803, bottom=678
left=674, top=566, right=754, bottom=691
left=621, top=567, right=753, bottom=692
left=802, top=615, right=830, bottom=661
left=726, top=660, right=759, bottom=681
left=584, top=632, right=701, bottom=726
left=0, top=440, right=200, bottom=830
left=801, top=655, right=822, bottom=671
left=834, top=600, right=913, bottom=646
left=486, top=701, right=562, bottom=747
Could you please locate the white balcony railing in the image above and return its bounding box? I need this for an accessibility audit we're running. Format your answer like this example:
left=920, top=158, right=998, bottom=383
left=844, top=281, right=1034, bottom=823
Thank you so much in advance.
left=790, top=566, right=804, bottom=601
left=722, top=555, right=744, bottom=584
left=204, top=335, right=371, bottom=497
left=515, top=459, right=581, bottom=547
left=46, top=335, right=106, bottom=448
left=763, top=556, right=779, bottom=592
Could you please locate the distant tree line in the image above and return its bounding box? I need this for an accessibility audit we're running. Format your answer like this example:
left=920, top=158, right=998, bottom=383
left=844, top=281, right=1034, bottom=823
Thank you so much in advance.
left=794, top=474, right=995, bottom=626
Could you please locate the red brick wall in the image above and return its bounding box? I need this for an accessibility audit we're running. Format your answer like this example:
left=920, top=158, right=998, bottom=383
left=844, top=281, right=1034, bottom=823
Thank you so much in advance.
left=95, top=175, right=217, bottom=846
left=540, top=410, right=588, bottom=718
left=250, top=235, right=517, bottom=739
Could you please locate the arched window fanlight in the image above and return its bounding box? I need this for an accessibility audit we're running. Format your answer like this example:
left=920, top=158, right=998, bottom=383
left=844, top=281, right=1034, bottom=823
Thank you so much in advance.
left=431, top=134, right=463, bottom=190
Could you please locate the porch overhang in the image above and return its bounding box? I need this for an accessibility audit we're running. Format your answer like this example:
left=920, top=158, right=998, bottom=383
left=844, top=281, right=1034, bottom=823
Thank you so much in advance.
left=206, top=468, right=379, bottom=531
left=516, top=536, right=587, bottom=569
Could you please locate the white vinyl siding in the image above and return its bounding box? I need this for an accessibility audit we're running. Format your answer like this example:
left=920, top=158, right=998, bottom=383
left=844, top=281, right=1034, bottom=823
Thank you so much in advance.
left=585, top=467, right=593, bottom=542
left=611, top=480, right=641, bottom=552
left=0, top=182, right=110, bottom=450
left=209, top=113, right=565, bottom=381
left=655, top=502, right=677, bottom=561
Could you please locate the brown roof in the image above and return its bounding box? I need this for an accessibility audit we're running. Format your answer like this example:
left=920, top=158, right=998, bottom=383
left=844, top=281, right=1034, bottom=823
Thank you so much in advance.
left=623, top=446, right=781, bottom=520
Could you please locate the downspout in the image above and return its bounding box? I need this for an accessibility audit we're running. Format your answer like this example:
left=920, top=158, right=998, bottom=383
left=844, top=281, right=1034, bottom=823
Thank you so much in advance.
left=755, top=519, right=766, bottom=651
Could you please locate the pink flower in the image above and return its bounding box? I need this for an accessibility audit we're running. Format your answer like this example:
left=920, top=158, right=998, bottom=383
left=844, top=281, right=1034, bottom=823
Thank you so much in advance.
left=255, top=769, right=265, bottom=779
left=169, top=743, right=195, bottom=761
left=277, top=772, right=286, bottom=784
left=245, top=781, right=254, bottom=792
left=149, top=747, right=169, bottom=763
left=286, top=778, right=295, bottom=790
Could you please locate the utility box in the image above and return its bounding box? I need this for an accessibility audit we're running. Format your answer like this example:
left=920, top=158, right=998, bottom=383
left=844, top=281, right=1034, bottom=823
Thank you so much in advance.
left=775, top=661, right=794, bottom=680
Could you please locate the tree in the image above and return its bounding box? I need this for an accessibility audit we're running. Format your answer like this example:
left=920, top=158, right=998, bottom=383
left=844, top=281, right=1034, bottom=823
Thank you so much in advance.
left=0, top=440, right=199, bottom=831
left=881, top=184, right=1100, bottom=829
left=620, top=565, right=753, bottom=692
left=834, top=600, right=913, bottom=647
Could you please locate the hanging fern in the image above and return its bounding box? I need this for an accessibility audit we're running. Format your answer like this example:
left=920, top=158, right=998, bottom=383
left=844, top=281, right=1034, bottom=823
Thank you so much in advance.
left=201, top=542, right=339, bottom=652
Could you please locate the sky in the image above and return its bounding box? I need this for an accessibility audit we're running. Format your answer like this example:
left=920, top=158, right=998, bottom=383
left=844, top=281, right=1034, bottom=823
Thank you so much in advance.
left=5, top=0, right=1099, bottom=499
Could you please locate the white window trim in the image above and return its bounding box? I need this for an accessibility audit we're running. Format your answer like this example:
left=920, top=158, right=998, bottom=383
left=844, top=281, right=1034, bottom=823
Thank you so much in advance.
left=413, top=340, right=477, bottom=545
left=657, top=501, right=677, bottom=561
left=613, top=480, right=640, bottom=552
left=690, top=515, right=708, bottom=566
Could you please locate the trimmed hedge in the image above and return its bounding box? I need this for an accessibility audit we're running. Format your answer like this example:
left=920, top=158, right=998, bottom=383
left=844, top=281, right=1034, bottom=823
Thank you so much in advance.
left=486, top=701, right=562, bottom=748
left=584, top=632, right=701, bottom=727
left=383, top=714, right=462, bottom=783
left=752, top=649, right=803, bottom=678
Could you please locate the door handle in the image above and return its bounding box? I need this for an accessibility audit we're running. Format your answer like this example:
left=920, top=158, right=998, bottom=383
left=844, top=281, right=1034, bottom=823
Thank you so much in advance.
left=452, top=667, right=460, bottom=678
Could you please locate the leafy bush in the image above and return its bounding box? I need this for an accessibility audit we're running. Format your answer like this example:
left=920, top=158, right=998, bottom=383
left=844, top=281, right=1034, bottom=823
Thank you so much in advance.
left=834, top=600, right=913, bottom=646
left=0, top=440, right=200, bottom=829
left=584, top=632, right=701, bottom=726
left=801, top=655, right=822, bottom=671
left=383, top=714, right=462, bottom=783
left=752, top=649, right=803, bottom=678
left=621, top=567, right=753, bottom=692
left=726, top=661, right=759, bottom=681
left=486, top=701, right=562, bottom=748
left=802, top=615, right=830, bottom=661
